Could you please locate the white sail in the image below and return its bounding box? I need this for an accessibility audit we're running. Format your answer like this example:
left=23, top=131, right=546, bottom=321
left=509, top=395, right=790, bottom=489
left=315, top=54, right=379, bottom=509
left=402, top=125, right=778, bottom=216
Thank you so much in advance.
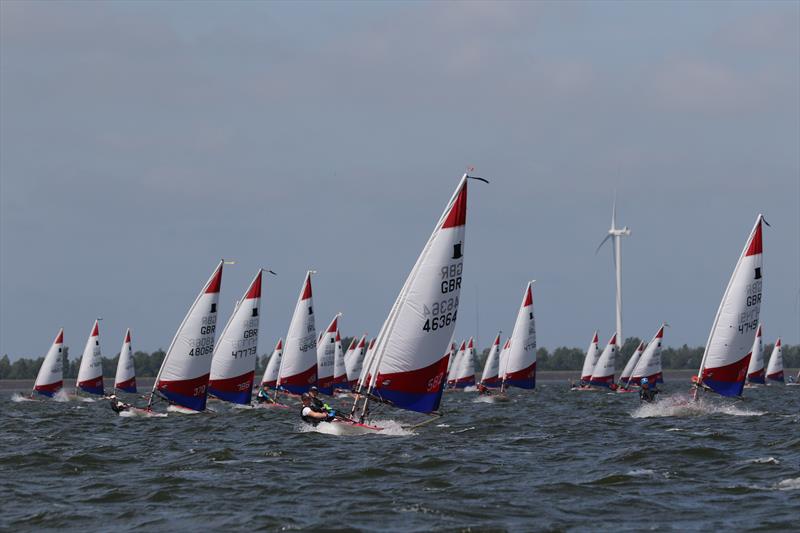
left=452, top=339, right=476, bottom=388
left=316, top=313, right=341, bottom=395
left=345, top=335, right=368, bottom=387
left=209, top=269, right=263, bottom=405
left=589, top=334, right=617, bottom=387
left=619, top=341, right=644, bottom=384
left=277, top=271, right=318, bottom=394
left=261, top=338, right=283, bottom=388
left=77, top=319, right=104, bottom=395
left=766, top=338, right=784, bottom=383
left=332, top=331, right=349, bottom=389
left=498, top=337, right=511, bottom=382
left=629, top=325, right=665, bottom=385
left=746, top=324, right=765, bottom=384
left=580, top=331, right=601, bottom=382
left=697, top=215, right=765, bottom=397
left=447, top=341, right=465, bottom=386
left=33, top=328, right=64, bottom=397
left=502, top=281, right=537, bottom=390
left=114, top=329, right=136, bottom=393
left=356, top=174, right=476, bottom=415
left=152, top=260, right=224, bottom=411
left=480, top=333, right=502, bottom=387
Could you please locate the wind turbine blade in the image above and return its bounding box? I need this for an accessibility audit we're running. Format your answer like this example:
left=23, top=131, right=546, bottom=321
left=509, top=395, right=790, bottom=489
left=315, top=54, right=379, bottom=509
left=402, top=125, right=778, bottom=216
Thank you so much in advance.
left=611, top=193, right=617, bottom=229
left=595, top=234, right=612, bottom=255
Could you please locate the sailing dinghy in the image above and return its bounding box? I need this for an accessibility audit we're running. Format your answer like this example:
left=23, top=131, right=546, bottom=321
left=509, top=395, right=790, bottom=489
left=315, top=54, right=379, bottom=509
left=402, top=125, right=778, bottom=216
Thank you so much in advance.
left=447, top=341, right=466, bottom=389
left=616, top=341, right=644, bottom=392
left=332, top=334, right=351, bottom=392
left=316, top=314, right=341, bottom=395
left=745, top=324, right=765, bottom=386
left=344, top=335, right=367, bottom=391
left=501, top=281, right=537, bottom=391
left=276, top=271, right=317, bottom=396
left=766, top=338, right=784, bottom=384
left=479, top=333, right=502, bottom=388
left=628, top=324, right=666, bottom=387
left=32, top=328, right=64, bottom=398
left=208, top=269, right=265, bottom=405
left=114, top=329, right=137, bottom=393
left=77, top=319, right=104, bottom=396
left=346, top=173, right=485, bottom=431
left=148, top=260, right=225, bottom=413
left=261, top=339, right=283, bottom=390
left=588, top=334, right=617, bottom=389
left=695, top=215, right=765, bottom=398
left=452, top=339, right=476, bottom=389
left=573, top=331, right=601, bottom=389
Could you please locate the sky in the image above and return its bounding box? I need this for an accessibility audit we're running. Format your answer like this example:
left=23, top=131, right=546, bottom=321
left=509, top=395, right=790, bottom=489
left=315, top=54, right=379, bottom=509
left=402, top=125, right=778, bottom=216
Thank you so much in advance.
left=1, top=1, right=798, bottom=359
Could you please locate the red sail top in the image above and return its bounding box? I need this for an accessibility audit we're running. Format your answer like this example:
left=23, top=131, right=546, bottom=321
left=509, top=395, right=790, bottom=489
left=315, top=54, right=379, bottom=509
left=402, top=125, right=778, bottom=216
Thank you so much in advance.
left=441, top=181, right=467, bottom=229
left=755, top=325, right=762, bottom=337
left=327, top=317, right=338, bottom=333
left=745, top=221, right=762, bottom=256
left=335, top=331, right=341, bottom=342
left=55, top=329, right=64, bottom=344
left=301, top=273, right=312, bottom=300
left=206, top=264, right=223, bottom=294
left=468, top=337, right=474, bottom=349
left=493, top=334, right=500, bottom=346
left=523, top=284, right=533, bottom=307
left=656, top=327, right=664, bottom=339
left=357, top=336, right=366, bottom=349
left=459, top=341, right=466, bottom=351
left=776, top=338, right=781, bottom=347
left=275, top=338, right=283, bottom=350
left=245, top=271, right=263, bottom=300
left=609, top=334, right=617, bottom=346
left=592, top=332, right=599, bottom=343
left=91, top=321, right=100, bottom=337
left=125, top=329, right=131, bottom=343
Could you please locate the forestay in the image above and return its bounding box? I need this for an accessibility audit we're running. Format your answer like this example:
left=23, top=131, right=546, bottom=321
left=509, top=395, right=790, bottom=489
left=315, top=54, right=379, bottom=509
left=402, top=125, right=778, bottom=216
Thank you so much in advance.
left=316, top=314, right=341, bottom=395
left=209, top=270, right=263, bottom=405
left=77, top=320, right=104, bottom=395
left=277, top=271, right=317, bottom=395
left=356, top=174, right=476, bottom=415
left=152, top=261, right=224, bottom=411
left=766, top=338, right=784, bottom=383
left=480, top=333, right=502, bottom=388
left=502, top=281, right=537, bottom=390
left=580, top=332, right=601, bottom=383
left=33, top=328, right=64, bottom=397
left=629, top=325, right=665, bottom=386
left=114, top=329, right=137, bottom=393
left=589, top=334, right=617, bottom=388
left=260, top=339, right=283, bottom=390
left=697, top=215, right=765, bottom=397
left=746, top=324, right=765, bottom=384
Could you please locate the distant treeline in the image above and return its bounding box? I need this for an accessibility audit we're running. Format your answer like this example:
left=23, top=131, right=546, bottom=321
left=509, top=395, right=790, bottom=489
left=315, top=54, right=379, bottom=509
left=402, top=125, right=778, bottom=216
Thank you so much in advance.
left=1, top=336, right=797, bottom=380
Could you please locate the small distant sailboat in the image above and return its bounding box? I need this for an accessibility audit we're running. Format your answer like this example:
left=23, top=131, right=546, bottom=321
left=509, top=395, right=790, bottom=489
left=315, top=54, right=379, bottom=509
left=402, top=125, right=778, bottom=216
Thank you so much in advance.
left=588, top=334, right=617, bottom=388
left=33, top=328, right=64, bottom=397
left=447, top=341, right=466, bottom=389
left=628, top=324, right=666, bottom=386
left=349, top=173, right=485, bottom=429
left=745, top=324, right=765, bottom=386
left=149, top=260, right=225, bottom=412
left=578, top=331, right=601, bottom=386
left=695, top=215, right=765, bottom=398
left=260, top=339, right=283, bottom=390
left=208, top=269, right=265, bottom=405
left=479, top=333, right=502, bottom=388
left=452, top=338, right=477, bottom=389
left=316, top=314, right=341, bottom=395
left=114, top=329, right=136, bottom=393
left=332, top=332, right=349, bottom=392
left=766, top=338, right=784, bottom=384
left=77, top=319, right=104, bottom=396
left=617, top=341, right=644, bottom=391
left=501, top=281, right=537, bottom=391
left=345, top=335, right=368, bottom=390
left=277, top=271, right=317, bottom=395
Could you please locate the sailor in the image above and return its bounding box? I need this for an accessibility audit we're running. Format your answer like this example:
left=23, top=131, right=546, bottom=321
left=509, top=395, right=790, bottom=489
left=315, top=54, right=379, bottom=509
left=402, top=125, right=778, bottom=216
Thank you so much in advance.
left=639, top=377, right=659, bottom=403
left=108, top=394, right=132, bottom=413
left=477, top=383, right=493, bottom=395
left=255, top=387, right=273, bottom=404
left=308, top=386, right=329, bottom=410
left=300, top=393, right=334, bottom=426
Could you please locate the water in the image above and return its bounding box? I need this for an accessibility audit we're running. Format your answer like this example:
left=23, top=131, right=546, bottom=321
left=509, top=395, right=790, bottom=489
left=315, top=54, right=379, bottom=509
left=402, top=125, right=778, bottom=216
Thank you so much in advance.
left=2, top=382, right=799, bottom=531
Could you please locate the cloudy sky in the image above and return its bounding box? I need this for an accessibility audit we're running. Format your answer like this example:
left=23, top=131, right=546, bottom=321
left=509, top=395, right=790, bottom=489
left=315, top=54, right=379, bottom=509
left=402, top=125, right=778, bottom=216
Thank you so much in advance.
left=1, top=1, right=798, bottom=359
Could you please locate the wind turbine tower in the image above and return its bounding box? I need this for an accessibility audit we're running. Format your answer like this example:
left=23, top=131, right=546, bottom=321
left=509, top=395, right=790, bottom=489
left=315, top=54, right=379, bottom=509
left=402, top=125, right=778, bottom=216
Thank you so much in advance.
left=596, top=197, right=631, bottom=347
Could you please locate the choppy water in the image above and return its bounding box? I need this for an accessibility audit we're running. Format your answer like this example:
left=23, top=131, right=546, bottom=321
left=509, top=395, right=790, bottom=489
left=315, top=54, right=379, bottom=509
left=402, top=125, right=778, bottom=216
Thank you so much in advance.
left=2, top=382, right=799, bottom=531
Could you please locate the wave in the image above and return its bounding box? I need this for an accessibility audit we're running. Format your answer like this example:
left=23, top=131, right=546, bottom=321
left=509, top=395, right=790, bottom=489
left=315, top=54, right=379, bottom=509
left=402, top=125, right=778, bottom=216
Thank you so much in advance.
left=630, top=394, right=766, bottom=418
left=10, top=393, right=37, bottom=403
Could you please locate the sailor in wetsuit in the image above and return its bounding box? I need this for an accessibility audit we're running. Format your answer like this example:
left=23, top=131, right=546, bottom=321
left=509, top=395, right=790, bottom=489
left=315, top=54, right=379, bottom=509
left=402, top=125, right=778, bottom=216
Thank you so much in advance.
left=107, top=394, right=132, bottom=413
left=255, top=387, right=274, bottom=404
left=639, top=377, right=659, bottom=403
left=308, top=386, right=329, bottom=410
left=300, top=393, right=335, bottom=426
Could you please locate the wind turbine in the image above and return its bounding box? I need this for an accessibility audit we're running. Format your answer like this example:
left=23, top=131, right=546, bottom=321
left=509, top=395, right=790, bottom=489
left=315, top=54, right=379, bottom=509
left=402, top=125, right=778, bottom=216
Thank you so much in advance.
left=596, top=196, right=631, bottom=348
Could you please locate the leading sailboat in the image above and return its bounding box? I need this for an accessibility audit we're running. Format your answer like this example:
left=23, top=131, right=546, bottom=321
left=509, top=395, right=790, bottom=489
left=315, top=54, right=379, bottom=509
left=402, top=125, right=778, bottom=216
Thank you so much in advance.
left=351, top=173, right=485, bottom=424
left=695, top=215, right=765, bottom=398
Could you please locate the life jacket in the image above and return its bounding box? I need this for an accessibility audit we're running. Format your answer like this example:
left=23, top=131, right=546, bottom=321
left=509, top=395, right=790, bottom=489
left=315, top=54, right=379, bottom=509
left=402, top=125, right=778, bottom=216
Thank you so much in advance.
left=301, top=404, right=325, bottom=425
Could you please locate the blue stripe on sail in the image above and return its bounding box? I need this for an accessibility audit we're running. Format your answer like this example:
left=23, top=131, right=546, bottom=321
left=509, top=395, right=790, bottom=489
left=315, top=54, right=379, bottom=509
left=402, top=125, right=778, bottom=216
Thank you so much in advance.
left=79, top=385, right=105, bottom=396
left=34, top=389, right=55, bottom=398
left=317, top=385, right=334, bottom=396
left=374, top=388, right=442, bottom=414
left=117, top=384, right=137, bottom=393
left=208, top=387, right=251, bottom=405
left=160, top=389, right=206, bottom=411
left=278, top=383, right=312, bottom=395
left=703, top=376, right=745, bottom=397
left=748, top=375, right=765, bottom=384
left=504, top=377, right=535, bottom=389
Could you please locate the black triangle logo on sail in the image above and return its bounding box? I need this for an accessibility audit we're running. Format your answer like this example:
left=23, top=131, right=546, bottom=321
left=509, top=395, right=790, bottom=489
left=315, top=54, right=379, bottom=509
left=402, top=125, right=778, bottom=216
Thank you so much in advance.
left=452, top=242, right=463, bottom=260
left=754, top=267, right=761, bottom=280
